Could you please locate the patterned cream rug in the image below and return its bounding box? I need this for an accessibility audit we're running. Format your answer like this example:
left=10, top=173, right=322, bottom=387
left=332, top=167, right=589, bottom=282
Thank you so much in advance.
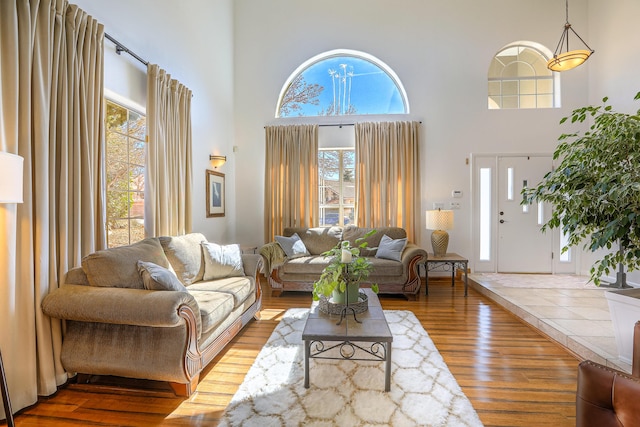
left=219, top=309, right=483, bottom=427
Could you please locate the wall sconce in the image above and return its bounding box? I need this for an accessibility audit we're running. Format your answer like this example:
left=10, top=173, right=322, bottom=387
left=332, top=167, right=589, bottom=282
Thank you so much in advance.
left=209, top=155, right=226, bottom=168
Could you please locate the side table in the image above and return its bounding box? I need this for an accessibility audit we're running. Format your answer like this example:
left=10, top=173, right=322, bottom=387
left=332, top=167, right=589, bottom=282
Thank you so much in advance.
left=424, top=253, right=469, bottom=296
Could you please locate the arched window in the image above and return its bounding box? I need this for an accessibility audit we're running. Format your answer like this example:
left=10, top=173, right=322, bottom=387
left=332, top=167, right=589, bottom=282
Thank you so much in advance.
left=488, top=42, right=559, bottom=109
left=276, top=49, right=409, bottom=118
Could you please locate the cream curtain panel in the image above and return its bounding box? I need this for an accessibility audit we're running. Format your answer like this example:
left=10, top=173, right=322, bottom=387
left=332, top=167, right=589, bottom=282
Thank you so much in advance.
left=355, top=121, right=421, bottom=242
left=0, top=0, right=106, bottom=417
left=264, top=125, right=318, bottom=242
left=146, top=64, right=193, bottom=237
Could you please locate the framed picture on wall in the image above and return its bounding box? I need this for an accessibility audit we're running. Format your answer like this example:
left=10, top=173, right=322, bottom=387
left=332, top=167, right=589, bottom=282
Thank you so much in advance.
left=206, top=169, right=225, bottom=217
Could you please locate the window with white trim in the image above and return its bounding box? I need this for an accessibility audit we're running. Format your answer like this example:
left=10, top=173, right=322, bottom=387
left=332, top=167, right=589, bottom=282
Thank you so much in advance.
left=277, top=49, right=409, bottom=117
left=319, top=149, right=355, bottom=226
left=488, top=43, right=559, bottom=109
left=105, top=100, right=146, bottom=248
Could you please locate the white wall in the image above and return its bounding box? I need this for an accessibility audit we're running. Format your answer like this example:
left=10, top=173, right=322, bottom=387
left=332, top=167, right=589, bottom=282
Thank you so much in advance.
left=233, top=0, right=591, bottom=260
left=72, top=0, right=640, bottom=279
left=73, top=0, right=237, bottom=243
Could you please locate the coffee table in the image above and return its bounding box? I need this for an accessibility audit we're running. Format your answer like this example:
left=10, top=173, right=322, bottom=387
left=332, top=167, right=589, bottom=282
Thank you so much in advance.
left=302, top=288, right=393, bottom=391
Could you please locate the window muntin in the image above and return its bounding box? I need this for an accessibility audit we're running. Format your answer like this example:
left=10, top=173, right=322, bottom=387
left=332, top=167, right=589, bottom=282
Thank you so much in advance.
left=488, top=43, right=557, bottom=109
left=277, top=49, right=408, bottom=118
left=319, top=149, right=355, bottom=226
left=106, top=101, right=146, bottom=248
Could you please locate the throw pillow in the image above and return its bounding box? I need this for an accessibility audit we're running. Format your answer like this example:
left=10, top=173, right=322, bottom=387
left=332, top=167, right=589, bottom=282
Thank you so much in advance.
left=375, top=234, right=408, bottom=261
left=201, top=242, right=245, bottom=280
left=137, top=260, right=187, bottom=292
left=275, top=233, right=310, bottom=258
left=158, top=233, right=208, bottom=286
left=81, top=237, right=171, bottom=289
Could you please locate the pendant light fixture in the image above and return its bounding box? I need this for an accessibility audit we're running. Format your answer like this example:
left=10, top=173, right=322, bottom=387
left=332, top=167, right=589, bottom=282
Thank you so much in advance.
left=547, top=0, right=594, bottom=72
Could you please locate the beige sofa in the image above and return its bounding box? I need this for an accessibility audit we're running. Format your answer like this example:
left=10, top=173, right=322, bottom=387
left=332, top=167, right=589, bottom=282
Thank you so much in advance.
left=41, top=233, right=262, bottom=396
left=260, top=225, right=427, bottom=300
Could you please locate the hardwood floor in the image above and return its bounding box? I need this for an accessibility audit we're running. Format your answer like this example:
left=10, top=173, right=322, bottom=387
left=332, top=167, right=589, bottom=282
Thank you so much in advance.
left=14, top=277, right=580, bottom=426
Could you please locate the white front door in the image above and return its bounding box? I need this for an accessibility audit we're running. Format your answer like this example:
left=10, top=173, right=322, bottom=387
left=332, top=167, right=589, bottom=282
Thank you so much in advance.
left=497, top=156, right=553, bottom=273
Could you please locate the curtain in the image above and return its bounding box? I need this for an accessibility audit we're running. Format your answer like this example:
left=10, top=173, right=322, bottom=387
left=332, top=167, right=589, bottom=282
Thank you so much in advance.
left=264, top=125, right=318, bottom=242
left=355, top=121, right=421, bottom=241
left=0, top=0, right=106, bottom=416
left=146, top=64, right=193, bottom=237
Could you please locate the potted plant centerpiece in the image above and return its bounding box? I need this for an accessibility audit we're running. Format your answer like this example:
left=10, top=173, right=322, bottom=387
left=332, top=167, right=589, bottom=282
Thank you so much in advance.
left=523, top=91, right=640, bottom=364
left=312, top=231, right=379, bottom=305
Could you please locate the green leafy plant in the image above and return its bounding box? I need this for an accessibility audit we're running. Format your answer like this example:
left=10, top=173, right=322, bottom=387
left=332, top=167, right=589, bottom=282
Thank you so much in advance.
left=312, top=230, right=379, bottom=301
left=523, top=92, right=640, bottom=284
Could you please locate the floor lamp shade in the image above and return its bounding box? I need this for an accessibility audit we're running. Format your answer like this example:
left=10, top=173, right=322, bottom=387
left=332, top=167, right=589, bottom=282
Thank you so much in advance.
left=0, top=152, right=24, bottom=203
left=0, top=151, right=22, bottom=427
left=426, top=210, right=454, bottom=257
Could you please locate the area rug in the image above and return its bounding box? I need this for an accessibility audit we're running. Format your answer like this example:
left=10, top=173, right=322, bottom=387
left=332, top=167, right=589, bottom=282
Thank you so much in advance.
left=218, top=309, right=483, bottom=427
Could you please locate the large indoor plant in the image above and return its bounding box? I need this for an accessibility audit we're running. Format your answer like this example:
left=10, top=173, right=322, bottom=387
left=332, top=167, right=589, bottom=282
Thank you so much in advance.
left=523, top=92, right=640, bottom=364
left=523, top=92, right=640, bottom=286
left=312, top=231, right=379, bottom=303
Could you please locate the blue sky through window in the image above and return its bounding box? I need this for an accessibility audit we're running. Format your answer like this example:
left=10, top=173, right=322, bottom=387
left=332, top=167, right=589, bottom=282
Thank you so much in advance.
left=278, top=52, right=407, bottom=117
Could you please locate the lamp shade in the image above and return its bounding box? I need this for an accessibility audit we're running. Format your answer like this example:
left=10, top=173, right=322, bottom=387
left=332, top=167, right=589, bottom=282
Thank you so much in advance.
left=426, top=209, right=454, bottom=231
left=0, top=152, right=23, bottom=203
left=547, top=49, right=592, bottom=72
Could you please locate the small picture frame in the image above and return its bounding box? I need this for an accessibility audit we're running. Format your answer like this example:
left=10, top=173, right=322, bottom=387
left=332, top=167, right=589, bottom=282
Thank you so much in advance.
left=206, top=169, right=225, bottom=217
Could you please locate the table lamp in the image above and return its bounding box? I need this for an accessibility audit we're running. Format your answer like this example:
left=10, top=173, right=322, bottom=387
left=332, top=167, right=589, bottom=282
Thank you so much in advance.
left=425, top=209, right=454, bottom=257
left=0, top=151, right=23, bottom=427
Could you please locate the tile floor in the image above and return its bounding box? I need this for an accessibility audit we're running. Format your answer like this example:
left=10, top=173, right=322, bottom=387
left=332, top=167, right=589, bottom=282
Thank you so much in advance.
left=468, top=273, right=632, bottom=373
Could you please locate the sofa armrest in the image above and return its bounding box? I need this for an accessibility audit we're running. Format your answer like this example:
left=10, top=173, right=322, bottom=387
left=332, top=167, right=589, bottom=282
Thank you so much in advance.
left=259, top=241, right=286, bottom=273
left=401, top=243, right=428, bottom=265
left=42, top=284, right=200, bottom=329
left=576, top=360, right=640, bottom=427
left=242, top=253, right=263, bottom=278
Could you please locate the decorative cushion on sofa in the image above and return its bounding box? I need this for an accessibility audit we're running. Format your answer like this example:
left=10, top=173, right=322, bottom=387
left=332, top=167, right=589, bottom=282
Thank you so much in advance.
left=375, top=234, right=408, bottom=261
left=81, top=238, right=171, bottom=289
left=342, top=225, right=407, bottom=256
left=188, top=290, right=235, bottom=334
left=201, top=242, right=244, bottom=280
left=159, top=233, right=208, bottom=286
left=283, top=226, right=342, bottom=255
left=188, top=276, right=254, bottom=308
left=275, top=233, right=310, bottom=258
left=137, top=260, right=187, bottom=292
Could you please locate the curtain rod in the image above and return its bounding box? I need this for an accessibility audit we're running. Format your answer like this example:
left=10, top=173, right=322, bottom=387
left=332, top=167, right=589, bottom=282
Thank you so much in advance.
left=105, top=33, right=149, bottom=66
left=265, top=121, right=422, bottom=129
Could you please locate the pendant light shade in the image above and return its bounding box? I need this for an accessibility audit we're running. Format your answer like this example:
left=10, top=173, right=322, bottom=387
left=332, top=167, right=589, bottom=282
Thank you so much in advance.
left=547, top=0, right=593, bottom=72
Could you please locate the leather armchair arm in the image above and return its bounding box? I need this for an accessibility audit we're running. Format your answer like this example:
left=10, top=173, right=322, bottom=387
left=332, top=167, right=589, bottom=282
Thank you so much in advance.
left=576, top=360, right=640, bottom=427
left=41, top=284, right=200, bottom=329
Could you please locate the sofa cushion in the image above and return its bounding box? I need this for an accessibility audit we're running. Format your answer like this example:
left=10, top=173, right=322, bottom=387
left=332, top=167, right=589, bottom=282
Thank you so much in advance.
left=342, top=226, right=407, bottom=256
left=281, top=255, right=333, bottom=275
left=375, top=234, right=408, bottom=261
left=158, top=233, right=207, bottom=286
left=188, top=276, right=253, bottom=308
left=201, top=242, right=244, bottom=280
left=368, top=257, right=405, bottom=276
left=81, top=238, right=170, bottom=289
left=283, top=226, right=342, bottom=255
left=137, top=261, right=187, bottom=292
left=275, top=233, right=310, bottom=258
left=188, top=290, right=235, bottom=334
